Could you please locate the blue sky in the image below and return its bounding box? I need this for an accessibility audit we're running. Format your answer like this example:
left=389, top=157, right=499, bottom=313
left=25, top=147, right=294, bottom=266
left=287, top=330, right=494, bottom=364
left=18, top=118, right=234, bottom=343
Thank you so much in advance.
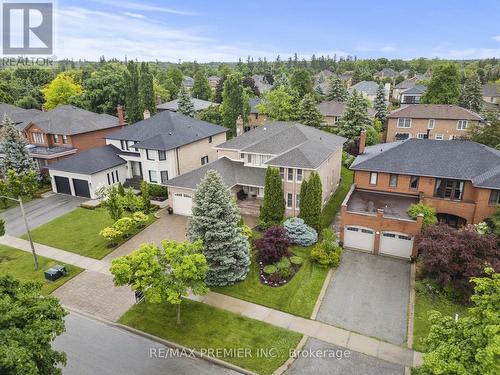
left=54, top=0, right=500, bottom=61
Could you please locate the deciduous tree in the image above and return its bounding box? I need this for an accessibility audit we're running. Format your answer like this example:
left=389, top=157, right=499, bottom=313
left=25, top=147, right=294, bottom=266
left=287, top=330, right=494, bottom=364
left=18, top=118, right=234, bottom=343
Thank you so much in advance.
left=290, top=68, right=313, bottom=98
left=42, top=72, right=83, bottom=110
left=192, top=70, right=212, bottom=100
left=198, top=105, right=222, bottom=124
left=220, top=72, right=244, bottom=137
left=256, top=86, right=294, bottom=121
left=139, top=62, right=156, bottom=115
left=421, top=63, right=461, bottom=105
left=124, top=61, right=142, bottom=124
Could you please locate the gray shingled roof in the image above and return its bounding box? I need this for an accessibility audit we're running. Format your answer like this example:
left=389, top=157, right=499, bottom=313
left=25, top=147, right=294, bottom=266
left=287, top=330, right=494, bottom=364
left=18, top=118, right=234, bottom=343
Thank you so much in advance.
left=401, top=85, right=427, bottom=95
left=165, top=157, right=266, bottom=190
left=482, top=83, right=499, bottom=98
left=48, top=145, right=126, bottom=175
left=351, top=139, right=500, bottom=189
left=249, top=97, right=262, bottom=114
left=395, top=77, right=419, bottom=90
left=18, top=105, right=119, bottom=135
left=317, top=100, right=377, bottom=117
left=156, top=98, right=218, bottom=112
left=377, top=68, right=398, bottom=77
left=349, top=81, right=379, bottom=96
left=388, top=104, right=482, bottom=120
left=0, top=103, right=42, bottom=127
left=106, top=110, right=228, bottom=151
left=216, top=122, right=346, bottom=169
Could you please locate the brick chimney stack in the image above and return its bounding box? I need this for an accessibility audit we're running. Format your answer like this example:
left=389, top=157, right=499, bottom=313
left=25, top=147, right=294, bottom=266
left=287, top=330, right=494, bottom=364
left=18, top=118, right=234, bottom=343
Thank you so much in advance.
left=359, top=129, right=367, bottom=154
left=143, top=109, right=151, bottom=119
left=117, top=105, right=125, bottom=125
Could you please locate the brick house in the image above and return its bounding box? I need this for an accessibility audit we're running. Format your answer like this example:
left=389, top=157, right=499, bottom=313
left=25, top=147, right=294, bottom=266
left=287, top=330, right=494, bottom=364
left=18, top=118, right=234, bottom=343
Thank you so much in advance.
left=340, top=132, right=499, bottom=259
left=386, top=104, right=483, bottom=142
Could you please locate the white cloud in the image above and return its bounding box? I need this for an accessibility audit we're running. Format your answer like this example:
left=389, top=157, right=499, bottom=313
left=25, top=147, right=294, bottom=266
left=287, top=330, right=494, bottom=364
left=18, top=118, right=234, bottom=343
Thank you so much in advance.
left=120, top=12, right=146, bottom=19
left=493, top=35, right=500, bottom=42
left=88, top=0, right=197, bottom=16
left=444, top=48, right=500, bottom=59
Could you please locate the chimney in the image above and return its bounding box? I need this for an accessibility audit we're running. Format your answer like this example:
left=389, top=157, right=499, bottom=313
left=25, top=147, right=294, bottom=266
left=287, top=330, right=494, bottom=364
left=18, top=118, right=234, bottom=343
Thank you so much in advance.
left=358, top=129, right=367, bottom=154
left=41, top=105, right=47, bottom=112
left=117, top=105, right=125, bottom=125
left=143, top=109, right=151, bottom=119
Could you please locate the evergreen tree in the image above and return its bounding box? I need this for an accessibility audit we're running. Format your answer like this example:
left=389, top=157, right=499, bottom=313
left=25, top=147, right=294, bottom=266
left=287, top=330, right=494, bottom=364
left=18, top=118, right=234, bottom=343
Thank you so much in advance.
left=326, top=75, right=348, bottom=101
left=273, top=73, right=289, bottom=89
left=297, top=93, right=323, bottom=127
left=124, top=61, right=142, bottom=124
left=259, top=167, right=285, bottom=227
left=139, top=62, right=156, bottom=115
left=290, top=68, right=313, bottom=98
left=220, top=72, right=244, bottom=137
left=337, top=90, right=373, bottom=141
left=421, top=63, right=461, bottom=104
left=460, top=71, right=483, bottom=113
left=192, top=70, right=212, bottom=100
left=299, top=172, right=322, bottom=232
left=177, top=86, right=195, bottom=117
left=187, top=170, right=250, bottom=286
left=0, top=115, right=36, bottom=174
left=374, top=83, right=388, bottom=123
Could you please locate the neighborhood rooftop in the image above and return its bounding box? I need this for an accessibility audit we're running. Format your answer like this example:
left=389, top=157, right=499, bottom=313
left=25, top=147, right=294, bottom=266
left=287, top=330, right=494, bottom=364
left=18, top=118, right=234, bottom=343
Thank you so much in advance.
left=351, top=139, right=500, bottom=189
left=388, top=104, right=482, bottom=120
left=106, top=110, right=228, bottom=151
left=0, top=102, right=42, bottom=126
left=318, top=100, right=377, bottom=117
left=47, top=145, right=126, bottom=174
left=156, top=98, right=217, bottom=112
left=349, top=81, right=379, bottom=95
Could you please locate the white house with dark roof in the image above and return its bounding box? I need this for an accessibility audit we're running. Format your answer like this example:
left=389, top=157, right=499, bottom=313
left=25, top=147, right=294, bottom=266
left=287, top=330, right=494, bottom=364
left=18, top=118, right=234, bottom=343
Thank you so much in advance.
left=165, top=122, right=346, bottom=217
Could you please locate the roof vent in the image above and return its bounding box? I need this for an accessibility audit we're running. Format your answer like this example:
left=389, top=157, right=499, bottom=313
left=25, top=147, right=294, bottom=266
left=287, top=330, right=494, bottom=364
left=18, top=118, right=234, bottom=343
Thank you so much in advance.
left=168, top=132, right=172, bottom=135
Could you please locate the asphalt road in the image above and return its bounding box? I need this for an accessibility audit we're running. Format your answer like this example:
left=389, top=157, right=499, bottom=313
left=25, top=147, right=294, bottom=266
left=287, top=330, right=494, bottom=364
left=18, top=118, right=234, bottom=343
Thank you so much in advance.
left=0, top=194, right=84, bottom=236
left=54, top=312, right=242, bottom=375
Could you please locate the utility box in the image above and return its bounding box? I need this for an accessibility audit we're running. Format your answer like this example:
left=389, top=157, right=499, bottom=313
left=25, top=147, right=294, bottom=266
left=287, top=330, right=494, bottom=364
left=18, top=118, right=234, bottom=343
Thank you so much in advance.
left=53, top=265, right=68, bottom=276
left=44, top=265, right=68, bottom=281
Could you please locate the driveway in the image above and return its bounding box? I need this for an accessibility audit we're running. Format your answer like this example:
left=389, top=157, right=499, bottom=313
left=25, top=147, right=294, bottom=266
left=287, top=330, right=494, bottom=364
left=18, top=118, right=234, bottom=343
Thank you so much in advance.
left=316, top=250, right=410, bottom=345
left=55, top=312, right=241, bottom=375
left=285, top=338, right=404, bottom=375
left=0, top=194, right=84, bottom=236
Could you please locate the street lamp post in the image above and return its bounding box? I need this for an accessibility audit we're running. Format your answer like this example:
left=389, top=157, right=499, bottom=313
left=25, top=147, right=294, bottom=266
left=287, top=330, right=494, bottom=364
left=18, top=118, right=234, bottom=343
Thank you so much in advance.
left=0, top=195, right=39, bottom=270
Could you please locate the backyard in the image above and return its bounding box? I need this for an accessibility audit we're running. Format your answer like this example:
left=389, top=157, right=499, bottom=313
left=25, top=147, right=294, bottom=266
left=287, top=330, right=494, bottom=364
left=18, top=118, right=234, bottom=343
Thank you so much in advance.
left=23, top=208, right=156, bottom=259
left=119, top=299, right=302, bottom=375
left=0, top=244, right=83, bottom=294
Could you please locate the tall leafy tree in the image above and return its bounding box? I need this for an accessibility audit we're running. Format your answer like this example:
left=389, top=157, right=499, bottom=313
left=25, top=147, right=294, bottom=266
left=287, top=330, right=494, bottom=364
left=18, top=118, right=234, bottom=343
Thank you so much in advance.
left=0, top=276, right=67, bottom=374
left=165, top=67, right=184, bottom=98
left=469, top=113, right=500, bottom=149
left=111, top=240, right=208, bottom=324
left=326, top=75, right=348, bottom=101
left=374, top=83, right=388, bottom=123
left=124, top=61, right=142, bottom=124
left=299, top=172, right=322, bottom=232
left=42, top=72, right=83, bottom=110
left=139, top=62, right=156, bottom=115
left=198, top=105, right=222, bottom=124
left=177, top=86, right=195, bottom=117
left=220, top=72, right=244, bottom=137
left=297, top=93, right=323, bottom=127
left=242, top=76, right=260, bottom=97
left=460, top=71, right=483, bottom=113
left=214, top=75, right=227, bottom=103
left=337, top=90, right=373, bottom=141
left=0, top=116, right=36, bottom=174
left=188, top=170, right=250, bottom=286
left=256, top=86, right=294, bottom=121
left=259, top=167, right=285, bottom=227
left=192, top=70, right=212, bottom=100
left=273, top=73, right=289, bottom=89
left=421, top=63, right=461, bottom=104
left=290, top=68, right=313, bottom=98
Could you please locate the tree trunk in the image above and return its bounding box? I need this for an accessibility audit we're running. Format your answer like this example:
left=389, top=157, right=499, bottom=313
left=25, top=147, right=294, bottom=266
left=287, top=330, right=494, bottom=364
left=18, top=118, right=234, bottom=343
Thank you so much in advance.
left=176, top=304, right=181, bottom=325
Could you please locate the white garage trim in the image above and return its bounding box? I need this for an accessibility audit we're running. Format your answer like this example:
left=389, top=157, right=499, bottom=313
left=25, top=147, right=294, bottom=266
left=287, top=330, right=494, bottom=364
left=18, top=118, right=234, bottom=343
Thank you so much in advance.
left=380, top=231, right=413, bottom=259
left=343, top=226, right=375, bottom=253
left=173, top=193, right=193, bottom=216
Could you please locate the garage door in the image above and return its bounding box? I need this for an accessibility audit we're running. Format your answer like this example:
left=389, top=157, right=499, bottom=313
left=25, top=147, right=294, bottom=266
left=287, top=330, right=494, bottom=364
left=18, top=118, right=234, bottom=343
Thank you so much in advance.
left=54, top=176, right=71, bottom=195
left=343, top=226, right=375, bottom=252
left=380, top=232, right=413, bottom=259
left=73, top=179, right=91, bottom=198
left=173, top=193, right=192, bottom=216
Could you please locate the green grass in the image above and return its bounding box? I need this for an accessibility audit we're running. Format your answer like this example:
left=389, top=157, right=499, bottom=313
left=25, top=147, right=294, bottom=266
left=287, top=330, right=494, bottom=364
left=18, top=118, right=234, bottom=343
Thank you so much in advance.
left=413, top=282, right=468, bottom=352
left=0, top=244, right=83, bottom=295
left=213, top=246, right=329, bottom=318
left=119, top=299, right=302, bottom=375
left=321, top=166, right=354, bottom=229
left=23, top=208, right=156, bottom=259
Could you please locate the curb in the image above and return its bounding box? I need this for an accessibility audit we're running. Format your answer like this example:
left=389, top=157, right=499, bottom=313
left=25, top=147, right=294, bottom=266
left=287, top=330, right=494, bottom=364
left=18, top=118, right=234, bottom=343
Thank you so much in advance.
left=272, top=335, right=309, bottom=375
left=63, top=306, right=256, bottom=375
left=310, top=267, right=334, bottom=320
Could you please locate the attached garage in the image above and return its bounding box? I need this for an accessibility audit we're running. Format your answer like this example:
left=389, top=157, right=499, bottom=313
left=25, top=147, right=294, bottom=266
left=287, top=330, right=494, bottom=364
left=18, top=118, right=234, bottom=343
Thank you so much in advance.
left=173, top=193, right=193, bottom=216
left=72, top=179, right=91, bottom=198
left=54, top=176, right=71, bottom=195
left=379, top=232, right=413, bottom=259
left=343, top=226, right=375, bottom=252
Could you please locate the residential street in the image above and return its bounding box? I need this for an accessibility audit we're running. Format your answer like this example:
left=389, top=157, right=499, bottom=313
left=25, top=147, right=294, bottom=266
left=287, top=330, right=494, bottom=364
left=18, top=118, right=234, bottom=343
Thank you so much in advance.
left=54, top=312, right=242, bottom=375
left=0, top=194, right=84, bottom=236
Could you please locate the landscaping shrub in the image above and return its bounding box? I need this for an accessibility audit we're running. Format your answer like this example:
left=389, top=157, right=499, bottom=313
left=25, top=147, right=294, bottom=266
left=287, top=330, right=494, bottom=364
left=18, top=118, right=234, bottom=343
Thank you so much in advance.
left=148, top=183, right=168, bottom=198
left=342, top=151, right=355, bottom=168
left=113, top=217, right=135, bottom=237
left=290, top=255, right=303, bottom=265
left=263, top=265, right=277, bottom=275
left=117, top=183, right=125, bottom=196
left=99, top=227, right=122, bottom=246
left=132, top=211, right=149, bottom=228
left=119, top=188, right=144, bottom=212
left=0, top=218, right=5, bottom=236
left=253, top=226, right=291, bottom=264
left=407, top=203, right=438, bottom=229
left=241, top=224, right=253, bottom=240
left=283, top=217, right=318, bottom=246
left=311, top=228, right=342, bottom=267
left=140, top=181, right=152, bottom=214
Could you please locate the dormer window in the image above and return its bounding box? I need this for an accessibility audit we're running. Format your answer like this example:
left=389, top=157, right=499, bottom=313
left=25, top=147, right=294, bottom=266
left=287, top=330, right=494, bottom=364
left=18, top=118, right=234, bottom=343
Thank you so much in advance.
left=33, top=133, right=44, bottom=144
left=53, top=134, right=59, bottom=143
left=62, top=135, right=68, bottom=144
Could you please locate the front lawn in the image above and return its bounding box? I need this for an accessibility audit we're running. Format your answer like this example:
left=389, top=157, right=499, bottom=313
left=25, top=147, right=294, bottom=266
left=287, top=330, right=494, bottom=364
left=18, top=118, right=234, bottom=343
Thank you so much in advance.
left=413, top=280, right=468, bottom=352
left=119, top=299, right=302, bottom=375
left=0, top=244, right=83, bottom=294
left=23, top=208, right=155, bottom=259
left=214, top=246, right=329, bottom=318
left=321, top=166, right=354, bottom=229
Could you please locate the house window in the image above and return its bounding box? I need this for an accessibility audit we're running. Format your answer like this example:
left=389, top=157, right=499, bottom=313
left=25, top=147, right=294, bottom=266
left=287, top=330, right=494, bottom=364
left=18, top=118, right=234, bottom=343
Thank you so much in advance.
left=279, top=167, right=285, bottom=179
left=286, top=193, right=293, bottom=208
left=435, top=134, right=444, bottom=140
left=33, top=132, right=44, bottom=143
left=240, top=153, right=244, bottom=159
left=247, top=154, right=252, bottom=164
left=160, top=171, right=169, bottom=184
left=369, top=172, right=377, bottom=185
left=395, top=133, right=410, bottom=140
left=146, top=149, right=154, bottom=161
left=434, top=179, right=464, bottom=200
left=389, top=174, right=398, bottom=187
left=111, top=171, right=115, bottom=184
left=208, top=136, right=213, bottom=143
left=158, top=150, right=166, bottom=161
left=417, top=133, right=428, bottom=139
left=62, top=135, right=68, bottom=144
left=201, top=156, right=209, bottom=165
left=489, top=190, right=500, bottom=205
left=296, top=169, right=302, bottom=182
left=409, top=176, right=419, bottom=190
left=148, top=170, right=157, bottom=183
left=53, top=134, right=59, bottom=143
left=287, top=169, right=294, bottom=181
left=456, top=120, right=468, bottom=130
left=107, top=173, right=111, bottom=185
left=115, top=170, right=118, bottom=182
left=296, top=194, right=300, bottom=208
left=397, top=118, right=411, bottom=128
left=120, top=140, right=129, bottom=150
left=428, top=119, right=435, bottom=129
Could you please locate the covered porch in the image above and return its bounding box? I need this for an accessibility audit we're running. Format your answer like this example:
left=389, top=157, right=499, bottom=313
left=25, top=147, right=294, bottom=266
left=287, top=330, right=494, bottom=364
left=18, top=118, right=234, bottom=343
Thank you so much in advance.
left=234, top=184, right=264, bottom=217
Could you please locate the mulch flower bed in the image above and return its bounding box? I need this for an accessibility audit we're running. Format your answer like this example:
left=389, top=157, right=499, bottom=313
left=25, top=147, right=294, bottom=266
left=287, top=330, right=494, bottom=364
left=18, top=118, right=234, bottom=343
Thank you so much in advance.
left=258, top=256, right=302, bottom=287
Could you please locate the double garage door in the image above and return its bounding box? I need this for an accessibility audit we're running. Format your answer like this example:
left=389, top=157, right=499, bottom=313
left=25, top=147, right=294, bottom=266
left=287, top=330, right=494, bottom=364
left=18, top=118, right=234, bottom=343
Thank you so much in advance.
left=173, top=193, right=192, bottom=216
left=54, top=176, right=91, bottom=198
left=343, top=226, right=413, bottom=259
